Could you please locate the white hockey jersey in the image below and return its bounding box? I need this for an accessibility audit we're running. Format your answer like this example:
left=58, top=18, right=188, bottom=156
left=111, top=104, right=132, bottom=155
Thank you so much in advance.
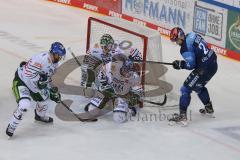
left=111, top=61, right=141, bottom=95
left=87, top=45, right=124, bottom=65
left=18, top=52, right=58, bottom=93
left=97, top=60, right=142, bottom=96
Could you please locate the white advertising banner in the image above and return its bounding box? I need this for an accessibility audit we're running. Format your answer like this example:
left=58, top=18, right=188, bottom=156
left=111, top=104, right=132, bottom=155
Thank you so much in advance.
left=122, top=0, right=195, bottom=32
left=193, top=1, right=228, bottom=47
left=122, top=0, right=228, bottom=48
left=233, top=0, right=240, bottom=8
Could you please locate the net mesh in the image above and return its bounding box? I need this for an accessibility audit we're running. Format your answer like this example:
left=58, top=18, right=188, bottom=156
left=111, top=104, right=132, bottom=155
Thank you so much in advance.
left=87, top=17, right=172, bottom=106
left=88, top=17, right=162, bottom=62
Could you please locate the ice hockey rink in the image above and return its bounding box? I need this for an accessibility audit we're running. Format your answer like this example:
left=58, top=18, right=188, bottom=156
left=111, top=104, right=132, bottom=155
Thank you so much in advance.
left=0, top=0, right=240, bottom=160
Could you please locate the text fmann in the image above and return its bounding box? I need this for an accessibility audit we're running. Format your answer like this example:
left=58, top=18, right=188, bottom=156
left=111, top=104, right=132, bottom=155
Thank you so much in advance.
left=125, top=0, right=186, bottom=28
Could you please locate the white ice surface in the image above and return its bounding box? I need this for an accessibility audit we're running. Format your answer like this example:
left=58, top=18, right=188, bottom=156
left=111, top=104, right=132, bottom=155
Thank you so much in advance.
left=0, top=1, right=240, bottom=160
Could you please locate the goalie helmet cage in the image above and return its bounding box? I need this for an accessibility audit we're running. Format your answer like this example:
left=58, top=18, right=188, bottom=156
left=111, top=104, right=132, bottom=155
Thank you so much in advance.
left=86, top=16, right=163, bottom=94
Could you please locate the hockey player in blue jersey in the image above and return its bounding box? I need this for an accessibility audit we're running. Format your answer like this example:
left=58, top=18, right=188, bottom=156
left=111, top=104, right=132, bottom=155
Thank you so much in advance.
left=168, top=27, right=218, bottom=126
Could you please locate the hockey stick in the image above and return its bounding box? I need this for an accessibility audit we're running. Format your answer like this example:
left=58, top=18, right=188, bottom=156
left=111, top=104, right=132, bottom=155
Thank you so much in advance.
left=142, top=94, right=167, bottom=106
left=147, top=61, right=173, bottom=65
left=60, top=101, right=98, bottom=122
left=68, top=47, right=82, bottom=66
left=134, top=60, right=173, bottom=66
left=68, top=47, right=173, bottom=66
left=69, top=48, right=168, bottom=107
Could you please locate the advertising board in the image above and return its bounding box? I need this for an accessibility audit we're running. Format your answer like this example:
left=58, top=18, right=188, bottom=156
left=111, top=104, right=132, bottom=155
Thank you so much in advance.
left=193, top=1, right=228, bottom=48
left=226, top=10, right=240, bottom=53
left=122, top=0, right=195, bottom=32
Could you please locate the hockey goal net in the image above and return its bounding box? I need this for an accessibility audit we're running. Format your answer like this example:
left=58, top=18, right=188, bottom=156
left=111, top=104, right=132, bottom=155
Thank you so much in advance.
left=86, top=16, right=170, bottom=101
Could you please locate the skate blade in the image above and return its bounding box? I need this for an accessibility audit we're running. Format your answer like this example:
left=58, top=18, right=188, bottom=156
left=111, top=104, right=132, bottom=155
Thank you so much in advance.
left=168, top=120, right=188, bottom=127
left=6, top=131, right=13, bottom=139
left=180, top=121, right=188, bottom=127
left=168, top=121, right=176, bottom=126
left=201, top=113, right=215, bottom=118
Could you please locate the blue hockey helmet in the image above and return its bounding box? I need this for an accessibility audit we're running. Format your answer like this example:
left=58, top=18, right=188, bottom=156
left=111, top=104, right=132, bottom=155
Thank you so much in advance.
left=50, top=42, right=66, bottom=63
left=50, top=42, right=66, bottom=56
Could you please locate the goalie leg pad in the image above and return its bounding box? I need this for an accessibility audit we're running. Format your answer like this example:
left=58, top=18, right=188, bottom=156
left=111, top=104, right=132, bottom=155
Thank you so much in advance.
left=84, top=96, right=103, bottom=112
left=113, top=98, right=128, bottom=123
left=113, top=111, right=128, bottom=123
left=85, top=95, right=111, bottom=111
left=85, top=96, right=104, bottom=111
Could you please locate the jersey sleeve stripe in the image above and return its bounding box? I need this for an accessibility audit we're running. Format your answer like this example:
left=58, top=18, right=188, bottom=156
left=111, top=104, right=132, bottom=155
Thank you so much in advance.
left=25, top=73, right=38, bottom=79
left=26, top=65, right=41, bottom=73
left=29, top=64, right=41, bottom=70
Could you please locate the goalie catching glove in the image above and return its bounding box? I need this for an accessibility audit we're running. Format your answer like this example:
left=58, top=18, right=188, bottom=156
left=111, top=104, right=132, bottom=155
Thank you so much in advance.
left=50, top=87, right=61, bottom=103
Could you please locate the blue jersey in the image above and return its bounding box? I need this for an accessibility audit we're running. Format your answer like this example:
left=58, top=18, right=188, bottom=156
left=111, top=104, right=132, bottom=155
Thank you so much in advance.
left=180, top=32, right=217, bottom=70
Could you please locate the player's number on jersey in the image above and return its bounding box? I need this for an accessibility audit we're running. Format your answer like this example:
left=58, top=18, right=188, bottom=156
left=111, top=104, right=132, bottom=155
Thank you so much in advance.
left=199, top=42, right=209, bottom=55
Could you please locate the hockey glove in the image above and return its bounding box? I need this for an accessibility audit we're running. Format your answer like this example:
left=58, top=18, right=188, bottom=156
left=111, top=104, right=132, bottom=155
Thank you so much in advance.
left=129, top=94, right=140, bottom=106
left=172, top=60, right=186, bottom=70
left=19, top=61, right=27, bottom=67
left=50, top=87, right=61, bottom=103
left=37, top=74, right=48, bottom=89
left=104, top=87, right=115, bottom=98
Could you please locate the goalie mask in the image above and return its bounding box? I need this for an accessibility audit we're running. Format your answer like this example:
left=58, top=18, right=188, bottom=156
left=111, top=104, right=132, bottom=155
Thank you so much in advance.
left=100, top=34, right=114, bottom=53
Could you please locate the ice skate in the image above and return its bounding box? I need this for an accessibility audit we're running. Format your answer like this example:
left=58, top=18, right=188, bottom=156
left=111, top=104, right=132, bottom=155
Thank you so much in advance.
left=129, top=106, right=137, bottom=117
left=34, top=109, right=53, bottom=123
left=168, top=113, right=188, bottom=126
left=6, top=124, right=16, bottom=138
left=199, top=102, right=215, bottom=118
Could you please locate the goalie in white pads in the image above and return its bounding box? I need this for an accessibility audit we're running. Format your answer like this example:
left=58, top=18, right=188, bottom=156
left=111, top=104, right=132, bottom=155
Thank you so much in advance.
left=80, top=34, right=124, bottom=89
left=6, top=42, right=65, bottom=137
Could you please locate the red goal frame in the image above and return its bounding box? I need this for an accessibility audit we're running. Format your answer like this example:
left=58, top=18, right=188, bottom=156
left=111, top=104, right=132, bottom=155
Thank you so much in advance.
left=86, top=17, right=148, bottom=91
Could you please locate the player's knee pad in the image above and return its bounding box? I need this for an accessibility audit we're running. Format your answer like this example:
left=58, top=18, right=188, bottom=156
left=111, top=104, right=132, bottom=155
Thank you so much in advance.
left=180, top=86, right=192, bottom=109
left=18, top=98, right=31, bottom=112
left=36, top=99, right=50, bottom=117
left=14, top=98, right=31, bottom=120
left=180, top=86, right=192, bottom=96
